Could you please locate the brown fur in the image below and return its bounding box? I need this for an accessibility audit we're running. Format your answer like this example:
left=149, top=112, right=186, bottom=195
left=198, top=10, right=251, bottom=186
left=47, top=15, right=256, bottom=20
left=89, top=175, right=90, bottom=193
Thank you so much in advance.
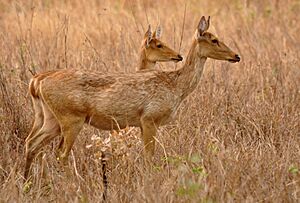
left=29, top=71, right=57, bottom=98
left=24, top=16, right=240, bottom=180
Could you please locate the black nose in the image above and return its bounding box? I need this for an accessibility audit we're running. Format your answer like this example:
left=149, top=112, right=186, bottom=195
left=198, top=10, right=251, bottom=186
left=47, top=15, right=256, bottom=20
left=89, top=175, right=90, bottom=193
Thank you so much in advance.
left=235, top=54, right=240, bottom=61
left=178, top=55, right=183, bottom=61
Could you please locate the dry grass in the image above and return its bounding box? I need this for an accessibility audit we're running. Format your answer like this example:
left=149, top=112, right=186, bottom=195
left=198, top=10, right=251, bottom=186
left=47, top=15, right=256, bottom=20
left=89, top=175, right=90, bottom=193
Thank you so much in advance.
left=0, top=0, right=299, bottom=202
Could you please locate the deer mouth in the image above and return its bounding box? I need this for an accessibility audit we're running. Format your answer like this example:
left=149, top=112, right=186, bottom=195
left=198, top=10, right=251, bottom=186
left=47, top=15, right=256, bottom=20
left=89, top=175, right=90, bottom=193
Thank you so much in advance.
left=228, top=59, right=239, bottom=63
left=171, top=55, right=183, bottom=62
left=228, top=55, right=240, bottom=63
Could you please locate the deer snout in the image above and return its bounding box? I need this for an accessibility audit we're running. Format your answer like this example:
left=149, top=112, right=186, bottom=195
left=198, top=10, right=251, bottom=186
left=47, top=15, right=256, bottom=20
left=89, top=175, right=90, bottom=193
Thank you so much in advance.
left=172, top=54, right=183, bottom=62
left=178, top=55, right=183, bottom=61
left=228, top=54, right=240, bottom=63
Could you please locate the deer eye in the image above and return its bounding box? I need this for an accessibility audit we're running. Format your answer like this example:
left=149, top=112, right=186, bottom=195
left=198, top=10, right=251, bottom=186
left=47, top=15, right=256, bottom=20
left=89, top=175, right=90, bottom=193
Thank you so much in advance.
left=157, top=44, right=163, bottom=48
left=212, top=39, right=218, bottom=44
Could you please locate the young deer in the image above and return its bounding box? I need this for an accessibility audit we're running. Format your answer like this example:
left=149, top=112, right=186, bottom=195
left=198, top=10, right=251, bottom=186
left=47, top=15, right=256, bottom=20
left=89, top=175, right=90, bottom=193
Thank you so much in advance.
left=24, top=16, right=240, bottom=180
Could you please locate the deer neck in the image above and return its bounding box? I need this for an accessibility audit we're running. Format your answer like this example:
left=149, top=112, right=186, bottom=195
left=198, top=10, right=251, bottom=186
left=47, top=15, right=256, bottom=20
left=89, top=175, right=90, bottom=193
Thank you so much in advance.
left=176, top=39, right=207, bottom=99
left=138, top=50, right=156, bottom=70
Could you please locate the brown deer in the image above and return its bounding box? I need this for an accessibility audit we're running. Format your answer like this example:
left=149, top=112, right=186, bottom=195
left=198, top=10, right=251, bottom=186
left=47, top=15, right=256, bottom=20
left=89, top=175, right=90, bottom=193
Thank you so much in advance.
left=24, top=16, right=240, bottom=180
left=25, top=25, right=183, bottom=168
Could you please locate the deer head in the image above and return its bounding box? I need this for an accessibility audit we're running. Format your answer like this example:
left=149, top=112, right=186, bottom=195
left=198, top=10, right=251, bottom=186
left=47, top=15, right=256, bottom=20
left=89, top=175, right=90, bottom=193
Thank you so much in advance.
left=195, top=16, right=240, bottom=63
left=142, top=25, right=183, bottom=64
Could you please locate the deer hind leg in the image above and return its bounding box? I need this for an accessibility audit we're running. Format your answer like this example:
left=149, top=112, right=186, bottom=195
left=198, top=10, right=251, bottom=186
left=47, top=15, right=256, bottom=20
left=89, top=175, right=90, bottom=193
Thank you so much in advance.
left=24, top=103, right=60, bottom=181
left=56, top=116, right=85, bottom=166
left=26, top=96, right=64, bottom=159
left=140, top=117, right=157, bottom=157
left=25, top=97, right=44, bottom=143
left=56, top=136, right=64, bottom=158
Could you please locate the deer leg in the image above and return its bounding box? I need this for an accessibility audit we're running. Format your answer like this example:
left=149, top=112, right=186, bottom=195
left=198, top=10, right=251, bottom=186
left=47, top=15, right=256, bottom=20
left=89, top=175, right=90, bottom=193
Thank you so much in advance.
left=24, top=102, right=60, bottom=181
left=56, top=136, right=64, bottom=159
left=25, top=98, right=44, bottom=143
left=140, top=117, right=157, bottom=157
left=57, top=116, right=85, bottom=166
left=24, top=117, right=60, bottom=181
left=26, top=96, right=64, bottom=161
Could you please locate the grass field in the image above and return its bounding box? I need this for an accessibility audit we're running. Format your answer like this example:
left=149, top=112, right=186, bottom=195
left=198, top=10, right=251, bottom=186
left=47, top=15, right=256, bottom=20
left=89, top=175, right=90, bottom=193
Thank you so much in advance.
left=0, top=0, right=299, bottom=202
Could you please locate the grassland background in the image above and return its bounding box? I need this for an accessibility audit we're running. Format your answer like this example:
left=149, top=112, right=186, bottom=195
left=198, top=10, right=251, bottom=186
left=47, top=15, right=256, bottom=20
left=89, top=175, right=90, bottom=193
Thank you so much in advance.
left=0, top=0, right=299, bottom=202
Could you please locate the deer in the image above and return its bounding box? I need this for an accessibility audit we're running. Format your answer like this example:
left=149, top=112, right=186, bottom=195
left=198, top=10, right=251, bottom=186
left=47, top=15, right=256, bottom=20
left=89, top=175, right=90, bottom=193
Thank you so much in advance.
left=24, top=16, right=240, bottom=181
left=24, top=25, right=182, bottom=180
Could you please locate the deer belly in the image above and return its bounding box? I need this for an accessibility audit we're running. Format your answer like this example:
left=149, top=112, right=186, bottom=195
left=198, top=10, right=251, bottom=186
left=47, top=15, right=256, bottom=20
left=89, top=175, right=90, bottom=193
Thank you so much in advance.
left=87, top=113, right=141, bottom=130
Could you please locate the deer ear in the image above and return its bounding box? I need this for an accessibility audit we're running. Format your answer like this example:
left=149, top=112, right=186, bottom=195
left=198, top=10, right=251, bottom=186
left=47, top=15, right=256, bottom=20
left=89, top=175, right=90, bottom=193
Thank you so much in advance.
left=155, top=25, right=162, bottom=39
left=206, top=16, right=210, bottom=30
left=145, top=25, right=152, bottom=47
left=198, top=16, right=210, bottom=36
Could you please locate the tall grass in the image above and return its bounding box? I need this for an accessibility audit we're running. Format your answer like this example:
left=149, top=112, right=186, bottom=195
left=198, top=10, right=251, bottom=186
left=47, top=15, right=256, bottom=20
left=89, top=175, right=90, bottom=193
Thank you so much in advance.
left=0, top=0, right=299, bottom=202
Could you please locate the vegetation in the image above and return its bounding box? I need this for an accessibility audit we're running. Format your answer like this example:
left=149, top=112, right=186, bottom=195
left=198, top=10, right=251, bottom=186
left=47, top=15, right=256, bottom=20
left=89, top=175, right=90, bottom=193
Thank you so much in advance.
left=0, top=0, right=299, bottom=202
